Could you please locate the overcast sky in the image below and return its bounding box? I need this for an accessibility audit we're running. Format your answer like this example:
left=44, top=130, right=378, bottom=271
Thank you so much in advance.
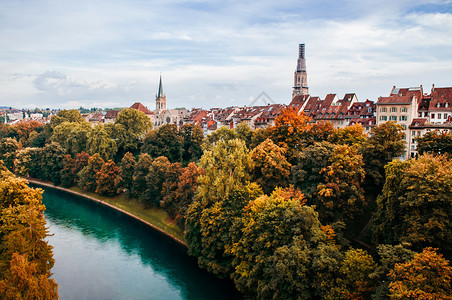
left=1, top=0, right=451, bottom=110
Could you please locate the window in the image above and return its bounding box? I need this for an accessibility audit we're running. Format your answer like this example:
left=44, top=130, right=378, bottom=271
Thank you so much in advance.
left=401, top=107, right=408, bottom=112
left=431, top=113, right=435, bottom=119
left=418, top=131, right=421, bottom=136
left=391, top=107, right=397, bottom=112
left=380, top=116, right=387, bottom=121
left=380, top=107, right=387, bottom=112
left=399, top=115, right=407, bottom=121
left=412, top=138, right=415, bottom=143
left=390, top=116, right=397, bottom=121
left=438, top=113, right=442, bottom=119
left=424, top=112, right=428, bottom=117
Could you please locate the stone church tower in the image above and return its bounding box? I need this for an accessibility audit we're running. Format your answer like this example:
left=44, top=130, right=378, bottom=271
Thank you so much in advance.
left=155, top=75, right=166, bottom=114
left=292, top=44, right=309, bottom=98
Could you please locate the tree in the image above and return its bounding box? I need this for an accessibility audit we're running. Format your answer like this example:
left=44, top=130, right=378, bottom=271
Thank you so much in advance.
left=360, top=121, right=405, bottom=192
left=292, top=142, right=365, bottom=227
left=95, top=160, right=119, bottom=196
left=185, top=138, right=259, bottom=278
left=160, top=162, right=204, bottom=227
left=0, top=137, right=20, bottom=171
left=60, top=154, right=77, bottom=187
left=329, top=123, right=367, bottom=147
left=203, top=126, right=238, bottom=151
left=372, top=154, right=452, bottom=251
left=230, top=188, right=339, bottom=299
left=7, top=121, right=44, bottom=145
left=51, top=121, right=92, bottom=156
left=416, top=130, right=452, bottom=157
left=249, top=138, right=291, bottom=194
left=116, top=152, right=136, bottom=194
left=179, top=123, right=203, bottom=164
left=41, top=142, right=65, bottom=185
left=235, top=122, right=253, bottom=149
left=49, top=109, right=85, bottom=129
left=0, top=163, right=57, bottom=299
left=142, top=124, right=182, bottom=163
left=78, top=153, right=105, bottom=192
left=13, top=147, right=43, bottom=178
left=143, top=156, right=173, bottom=206
left=268, top=108, right=311, bottom=164
left=86, top=124, right=117, bottom=161
left=131, top=153, right=153, bottom=200
left=389, top=247, right=452, bottom=299
left=114, top=108, right=152, bottom=154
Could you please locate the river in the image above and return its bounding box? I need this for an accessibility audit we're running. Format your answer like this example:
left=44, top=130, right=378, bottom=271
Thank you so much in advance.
left=40, top=187, right=241, bottom=300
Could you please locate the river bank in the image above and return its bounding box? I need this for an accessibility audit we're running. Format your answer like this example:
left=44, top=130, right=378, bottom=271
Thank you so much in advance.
left=26, top=178, right=187, bottom=247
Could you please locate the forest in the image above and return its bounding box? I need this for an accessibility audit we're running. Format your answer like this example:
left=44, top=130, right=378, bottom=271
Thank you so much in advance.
left=0, top=108, right=451, bottom=299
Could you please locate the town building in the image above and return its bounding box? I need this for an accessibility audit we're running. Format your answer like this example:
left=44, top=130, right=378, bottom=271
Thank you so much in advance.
left=292, top=44, right=309, bottom=99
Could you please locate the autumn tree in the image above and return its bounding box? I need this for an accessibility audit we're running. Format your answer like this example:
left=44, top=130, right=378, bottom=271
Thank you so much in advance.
left=0, top=163, right=58, bottom=299
left=7, top=121, right=44, bottom=145
left=60, top=154, right=77, bottom=187
left=203, top=126, right=238, bottom=151
left=328, top=123, right=367, bottom=146
left=235, top=122, right=253, bottom=149
left=95, top=160, right=120, bottom=196
left=78, top=153, right=105, bottom=192
left=13, top=147, right=43, bottom=178
left=388, top=247, right=452, bottom=299
left=116, top=152, right=136, bottom=194
left=51, top=121, right=92, bottom=156
left=268, top=108, right=311, bottom=163
left=249, top=138, right=291, bottom=194
left=141, top=124, right=182, bottom=163
left=372, top=154, right=452, bottom=252
left=49, top=109, right=85, bottom=129
left=86, top=124, right=117, bottom=161
left=160, top=162, right=204, bottom=227
left=0, top=137, right=20, bottom=171
left=416, top=130, right=452, bottom=157
left=179, top=123, right=203, bottom=164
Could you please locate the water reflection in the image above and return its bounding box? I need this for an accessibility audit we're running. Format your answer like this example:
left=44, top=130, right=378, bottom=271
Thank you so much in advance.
left=39, top=187, right=241, bottom=300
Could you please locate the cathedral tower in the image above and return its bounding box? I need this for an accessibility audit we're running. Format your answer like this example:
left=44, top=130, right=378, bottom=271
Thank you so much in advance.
left=155, top=74, right=166, bottom=114
left=292, top=44, right=309, bottom=98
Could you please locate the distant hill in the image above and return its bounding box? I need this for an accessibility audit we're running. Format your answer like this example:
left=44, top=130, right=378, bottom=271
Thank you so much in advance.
left=0, top=106, right=12, bottom=109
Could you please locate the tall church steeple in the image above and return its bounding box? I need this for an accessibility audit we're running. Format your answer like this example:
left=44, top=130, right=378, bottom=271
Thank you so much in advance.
left=292, top=44, right=309, bottom=98
left=156, top=74, right=166, bottom=113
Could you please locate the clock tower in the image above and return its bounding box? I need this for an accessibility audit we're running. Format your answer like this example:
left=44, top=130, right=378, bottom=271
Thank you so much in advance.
left=292, top=44, right=309, bottom=98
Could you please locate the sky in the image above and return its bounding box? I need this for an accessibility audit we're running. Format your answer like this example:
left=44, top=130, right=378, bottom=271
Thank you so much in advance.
left=1, top=0, right=452, bottom=110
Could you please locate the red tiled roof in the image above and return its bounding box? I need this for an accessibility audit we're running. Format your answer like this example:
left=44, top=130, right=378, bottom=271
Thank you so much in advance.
left=377, top=95, right=414, bottom=105
left=429, top=87, right=452, bottom=111
left=130, top=102, right=154, bottom=115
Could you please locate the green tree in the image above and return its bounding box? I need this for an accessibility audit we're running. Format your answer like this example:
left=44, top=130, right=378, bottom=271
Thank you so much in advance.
left=292, top=142, right=365, bottom=227
left=230, top=188, right=339, bottom=299
left=131, top=153, right=153, bottom=200
left=86, top=124, right=117, bottom=161
left=78, top=153, right=105, bottom=192
left=142, top=124, right=182, bottom=163
left=143, top=156, right=173, bottom=207
left=41, top=142, right=65, bottom=185
left=51, top=121, right=92, bottom=156
left=49, top=109, right=85, bottom=128
left=416, top=130, right=452, bottom=157
left=185, top=138, right=259, bottom=277
left=372, top=154, right=452, bottom=251
left=388, top=247, right=452, bottom=299
left=360, top=121, right=405, bottom=192
left=179, top=123, right=203, bottom=164
left=0, top=137, right=20, bottom=171
left=250, top=138, right=291, bottom=194
left=114, top=108, right=152, bottom=155
left=203, top=126, right=238, bottom=151
left=116, top=152, right=136, bottom=194
left=13, top=147, right=43, bottom=178
left=235, top=122, right=253, bottom=149
left=95, top=160, right=119, bottom=196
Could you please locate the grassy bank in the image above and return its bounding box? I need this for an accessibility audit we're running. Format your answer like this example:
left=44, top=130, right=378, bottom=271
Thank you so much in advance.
left=67, top=186, right=186, bottom=242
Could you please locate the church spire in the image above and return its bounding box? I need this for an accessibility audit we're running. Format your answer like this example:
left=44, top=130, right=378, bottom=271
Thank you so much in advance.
left=158, top=74, right=165, bottom=98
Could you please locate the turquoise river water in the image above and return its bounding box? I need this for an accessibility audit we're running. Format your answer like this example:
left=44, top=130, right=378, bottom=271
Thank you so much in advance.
left=40, top=187, right=241, bottom=300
